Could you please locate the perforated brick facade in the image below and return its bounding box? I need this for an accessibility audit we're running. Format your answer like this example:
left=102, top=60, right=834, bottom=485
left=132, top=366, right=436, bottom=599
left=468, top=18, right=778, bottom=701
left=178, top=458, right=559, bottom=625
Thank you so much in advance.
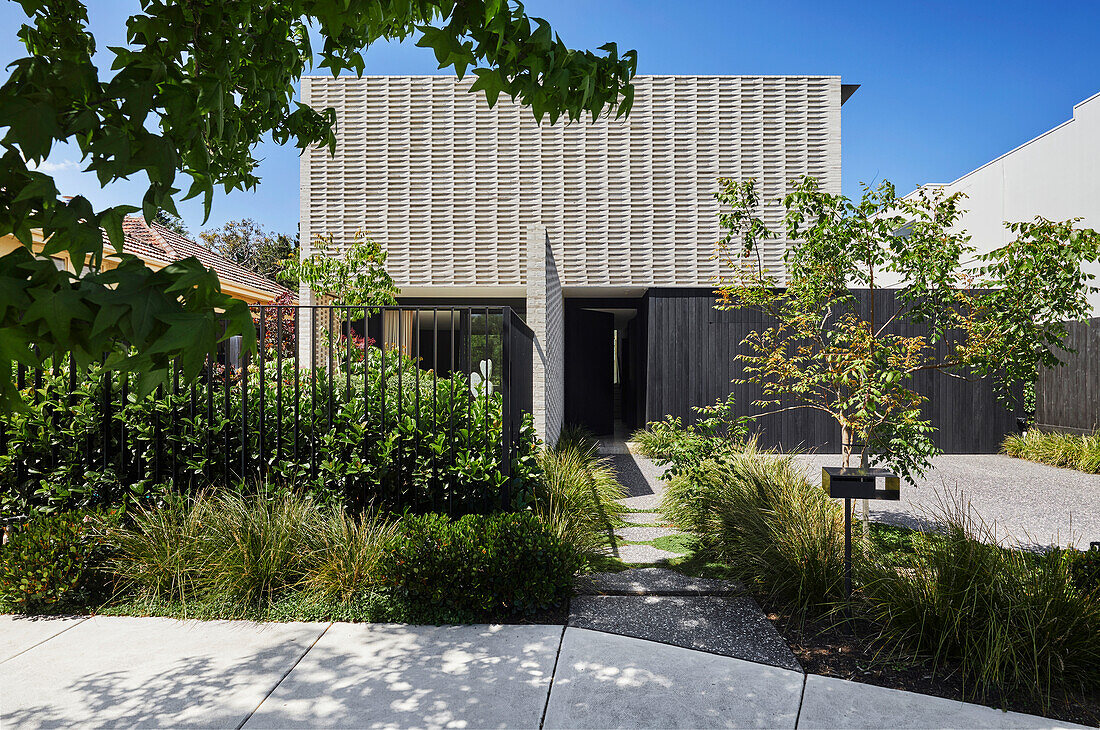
left=298, top=74, right=843, bottom=291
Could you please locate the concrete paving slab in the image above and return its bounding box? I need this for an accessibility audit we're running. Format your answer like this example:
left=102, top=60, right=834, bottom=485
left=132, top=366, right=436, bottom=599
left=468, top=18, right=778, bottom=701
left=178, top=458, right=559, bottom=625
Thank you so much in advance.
left=0, top=615, right=328, bottom=729
left=575, top=567, right=744, bottom=596
left=0, top=614, right=88, bottom=663
left=615, top=543, right=678, bottom=563
left=622, top=512, right=661, bottom=524
left=570, top=595, right=800, bottom=671
left=543, top=627, right=803, bottom=729
left=244, top=622, right=562, bottom=729
left=798, top=674, right=1093, bottom=729
left=615, top=525, right=677, bottom=542
left=621, top=493, right=664, bottom=511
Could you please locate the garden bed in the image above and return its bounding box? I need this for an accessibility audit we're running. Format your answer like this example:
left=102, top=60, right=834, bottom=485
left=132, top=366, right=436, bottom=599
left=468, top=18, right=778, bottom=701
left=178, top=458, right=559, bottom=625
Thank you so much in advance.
left=761, top=600, right=1100, bottom=727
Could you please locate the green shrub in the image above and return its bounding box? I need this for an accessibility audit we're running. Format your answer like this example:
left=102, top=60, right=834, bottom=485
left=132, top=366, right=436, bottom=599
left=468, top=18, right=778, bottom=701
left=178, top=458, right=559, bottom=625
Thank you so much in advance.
left=2, top=345, right=540, bottom=519
left=386, top=511, right=580, bottom=620
left=0, top=510, right=117, bottom=611
left=528, top=442, right=625, bottom=561
left=631, top=416, right=703, bottom=462
left=1001, top=429, right=1100, bottom=473
left=632, top=396, right=752, bottom=475
left=861, top=501, right=1100, bottom=706
left=661, top=449, right=845, bottom=612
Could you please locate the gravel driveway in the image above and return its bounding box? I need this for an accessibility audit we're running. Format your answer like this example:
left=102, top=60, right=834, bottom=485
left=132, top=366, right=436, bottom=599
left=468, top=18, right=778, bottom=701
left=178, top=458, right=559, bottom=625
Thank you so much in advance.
left=792, top=454, right=1100, bottom=549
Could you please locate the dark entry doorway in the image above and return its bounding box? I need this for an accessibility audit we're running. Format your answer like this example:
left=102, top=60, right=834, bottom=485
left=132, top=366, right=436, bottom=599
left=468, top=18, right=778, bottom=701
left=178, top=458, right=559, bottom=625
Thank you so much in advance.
left=564, top=301, right=645, bottom=437
left=565, top=308, right=615, bottom=435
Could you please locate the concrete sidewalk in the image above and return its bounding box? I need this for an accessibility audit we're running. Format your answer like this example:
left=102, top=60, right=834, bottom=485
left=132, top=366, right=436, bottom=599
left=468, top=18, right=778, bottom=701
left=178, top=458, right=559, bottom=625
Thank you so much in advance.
left=2, top=614, right=1090, bottom=729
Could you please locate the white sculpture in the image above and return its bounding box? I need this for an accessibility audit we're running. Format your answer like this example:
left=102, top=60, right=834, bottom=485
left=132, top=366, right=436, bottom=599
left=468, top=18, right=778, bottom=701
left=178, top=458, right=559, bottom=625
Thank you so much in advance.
left=470, top=359, right=494, bottom=396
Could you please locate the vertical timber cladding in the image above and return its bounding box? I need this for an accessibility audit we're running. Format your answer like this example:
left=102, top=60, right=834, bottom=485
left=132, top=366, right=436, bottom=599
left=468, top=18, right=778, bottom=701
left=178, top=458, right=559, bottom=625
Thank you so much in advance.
left=1036, top=317, right=1100, bottom=434
left=643, top=289, right=1023, bottom=454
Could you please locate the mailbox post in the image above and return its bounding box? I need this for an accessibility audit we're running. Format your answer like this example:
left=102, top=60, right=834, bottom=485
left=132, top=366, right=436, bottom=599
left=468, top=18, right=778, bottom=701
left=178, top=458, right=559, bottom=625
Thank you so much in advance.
left=822, top=467, right=900, bottom=618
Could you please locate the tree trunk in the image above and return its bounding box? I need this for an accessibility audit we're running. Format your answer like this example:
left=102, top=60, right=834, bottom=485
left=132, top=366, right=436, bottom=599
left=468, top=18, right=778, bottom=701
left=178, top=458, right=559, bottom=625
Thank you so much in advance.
left=841, top=424, right=853, bottom=468
left=859, top=447, right=870, bottom=547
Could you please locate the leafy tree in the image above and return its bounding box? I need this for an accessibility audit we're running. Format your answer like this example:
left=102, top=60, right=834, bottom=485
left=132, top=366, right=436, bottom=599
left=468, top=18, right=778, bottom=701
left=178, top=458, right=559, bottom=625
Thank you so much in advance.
left=285, top=231, right=399, bottom=315
left=714, top=176, right=1100, bottom=482
left=151, top=210, right=189, bottom=236
left=199, top=219, right=299, bottom=287
left=0, top=0, right=636, bottom=408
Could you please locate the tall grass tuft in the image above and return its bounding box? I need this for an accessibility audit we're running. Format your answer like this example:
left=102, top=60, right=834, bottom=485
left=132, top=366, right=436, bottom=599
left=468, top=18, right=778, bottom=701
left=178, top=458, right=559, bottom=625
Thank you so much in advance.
left=529, top=439, right=625, bottom=561
left=1001, top=429, right=1100, bottom=473
left=195, top=492, right=322, bottom=603
left=661, top=448, right=845, bottom=612
left=107, top=496, right=210, bottom=601
left=555, top=424, right=599, bottom=455
left=110, top=492, right=324, bottom=604
left=305, top=507, right=400, bottom=600
left=861, top=496, right=1100, bottom=706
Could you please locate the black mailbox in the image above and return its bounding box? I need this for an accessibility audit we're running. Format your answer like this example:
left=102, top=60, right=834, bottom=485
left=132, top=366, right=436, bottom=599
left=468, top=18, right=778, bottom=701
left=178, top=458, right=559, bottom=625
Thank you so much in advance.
left=822, top=467, right=900, bottom=501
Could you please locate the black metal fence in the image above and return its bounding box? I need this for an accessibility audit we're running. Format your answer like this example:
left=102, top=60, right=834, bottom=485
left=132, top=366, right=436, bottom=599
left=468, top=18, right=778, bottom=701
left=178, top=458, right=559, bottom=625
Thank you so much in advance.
left=1, top=305, right=535, bottom=517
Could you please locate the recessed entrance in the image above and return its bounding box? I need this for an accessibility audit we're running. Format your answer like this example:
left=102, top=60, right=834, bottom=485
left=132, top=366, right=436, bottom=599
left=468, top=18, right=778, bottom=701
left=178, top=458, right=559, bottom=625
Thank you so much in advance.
left=564, top=299, right=644, bottom=437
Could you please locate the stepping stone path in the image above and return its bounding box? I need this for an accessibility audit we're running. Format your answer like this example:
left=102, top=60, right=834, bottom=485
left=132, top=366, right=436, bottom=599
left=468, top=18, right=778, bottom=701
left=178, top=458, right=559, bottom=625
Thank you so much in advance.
left=576, top=446, right=804, bottom=673
left=603, top=445, right=684, bottom=564
left=569, top=594, right=801, bottom=671
left=620, top=511, right=660, bottom=525
left=575, top=567, right=744, bottom=596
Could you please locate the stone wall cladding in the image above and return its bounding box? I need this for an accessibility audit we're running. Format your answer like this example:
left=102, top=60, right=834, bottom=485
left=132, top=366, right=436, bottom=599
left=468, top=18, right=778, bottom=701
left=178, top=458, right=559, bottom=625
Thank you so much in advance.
left=300, top=75, right=843, bottom=288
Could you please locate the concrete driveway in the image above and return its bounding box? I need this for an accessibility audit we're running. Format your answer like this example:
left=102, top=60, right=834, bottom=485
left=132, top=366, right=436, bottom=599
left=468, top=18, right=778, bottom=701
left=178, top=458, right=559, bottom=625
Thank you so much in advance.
left=1, top=614, right=1088, bottom=729
left=793, top=454, right=1100, bottom=549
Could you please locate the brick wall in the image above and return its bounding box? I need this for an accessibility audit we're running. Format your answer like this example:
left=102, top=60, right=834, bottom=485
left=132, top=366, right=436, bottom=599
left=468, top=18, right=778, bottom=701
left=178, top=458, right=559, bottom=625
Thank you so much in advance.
left=527, top=225, right=564, bottom=446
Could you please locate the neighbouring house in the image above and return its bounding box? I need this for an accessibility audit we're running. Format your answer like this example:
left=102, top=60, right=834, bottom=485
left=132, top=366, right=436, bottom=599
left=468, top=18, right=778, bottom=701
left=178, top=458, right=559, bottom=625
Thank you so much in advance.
left=297, top=74, right=1018, bottom=452
left=902, top=91, right=1100, bottom=315
left=0, top=215, right=295, bottom=306
left=901, top=91, right=1100, bottom=437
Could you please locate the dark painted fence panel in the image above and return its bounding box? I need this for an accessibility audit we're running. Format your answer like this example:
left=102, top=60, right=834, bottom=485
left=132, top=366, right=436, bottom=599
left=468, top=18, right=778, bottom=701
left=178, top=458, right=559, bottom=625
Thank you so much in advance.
left=643, top=289, right=1022, bottom=454
left=1037, top=317, right=1100, bottom=434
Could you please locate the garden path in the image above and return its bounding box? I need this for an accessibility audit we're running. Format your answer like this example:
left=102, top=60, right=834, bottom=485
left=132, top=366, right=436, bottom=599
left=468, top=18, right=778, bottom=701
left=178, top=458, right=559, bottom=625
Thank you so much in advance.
left=602, top=445, right=687, bottom=564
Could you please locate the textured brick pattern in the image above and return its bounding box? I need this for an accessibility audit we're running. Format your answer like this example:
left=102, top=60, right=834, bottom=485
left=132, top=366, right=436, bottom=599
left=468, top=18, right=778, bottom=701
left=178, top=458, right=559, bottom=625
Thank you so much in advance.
left=526, top=226, right=564, bottom=445
left=299, top=75, right=842, bottom=288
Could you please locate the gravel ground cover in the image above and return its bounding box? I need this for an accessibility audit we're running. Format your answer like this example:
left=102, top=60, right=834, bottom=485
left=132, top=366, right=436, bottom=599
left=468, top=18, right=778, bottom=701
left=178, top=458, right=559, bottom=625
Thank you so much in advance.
left=792, top=453, right=1100, bottom=548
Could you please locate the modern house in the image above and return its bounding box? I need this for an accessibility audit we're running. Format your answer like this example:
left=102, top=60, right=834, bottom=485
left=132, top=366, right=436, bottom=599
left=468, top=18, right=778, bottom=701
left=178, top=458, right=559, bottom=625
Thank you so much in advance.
left=298, top=74, right=1017, bottom=451
left=0, top=216, right=294, bottom=306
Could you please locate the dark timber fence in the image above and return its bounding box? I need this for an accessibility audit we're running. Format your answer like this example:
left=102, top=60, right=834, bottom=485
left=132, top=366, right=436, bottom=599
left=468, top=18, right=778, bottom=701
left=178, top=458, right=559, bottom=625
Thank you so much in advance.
left=643, top=288, right=1023, bottom=454
left=1, top=305, right=534, bottom=518
left=1036, top=316, right=1100, bottom=435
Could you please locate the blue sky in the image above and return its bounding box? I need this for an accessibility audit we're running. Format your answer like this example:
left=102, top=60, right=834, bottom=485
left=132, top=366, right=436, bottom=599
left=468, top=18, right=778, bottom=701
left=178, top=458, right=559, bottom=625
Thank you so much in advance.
left=2, top=0, right=1098, bottom=237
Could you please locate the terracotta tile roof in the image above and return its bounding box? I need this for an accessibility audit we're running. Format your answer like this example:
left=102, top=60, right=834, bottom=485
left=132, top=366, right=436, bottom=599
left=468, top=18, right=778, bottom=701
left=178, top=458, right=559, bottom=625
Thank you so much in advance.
left=103, top=217, right=295, bottom=302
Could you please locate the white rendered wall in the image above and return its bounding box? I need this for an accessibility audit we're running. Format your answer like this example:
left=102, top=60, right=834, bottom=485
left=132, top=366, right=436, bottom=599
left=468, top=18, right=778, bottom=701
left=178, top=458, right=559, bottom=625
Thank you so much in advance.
left=909, top=92, right=1100, bottom=314
left=299, top=75, right=843, bottom=291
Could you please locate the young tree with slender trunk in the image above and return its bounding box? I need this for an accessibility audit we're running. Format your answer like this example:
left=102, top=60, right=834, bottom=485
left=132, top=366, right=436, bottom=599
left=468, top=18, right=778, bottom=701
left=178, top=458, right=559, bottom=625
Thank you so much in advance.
left=714, top=176, right=1100, bottom=484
